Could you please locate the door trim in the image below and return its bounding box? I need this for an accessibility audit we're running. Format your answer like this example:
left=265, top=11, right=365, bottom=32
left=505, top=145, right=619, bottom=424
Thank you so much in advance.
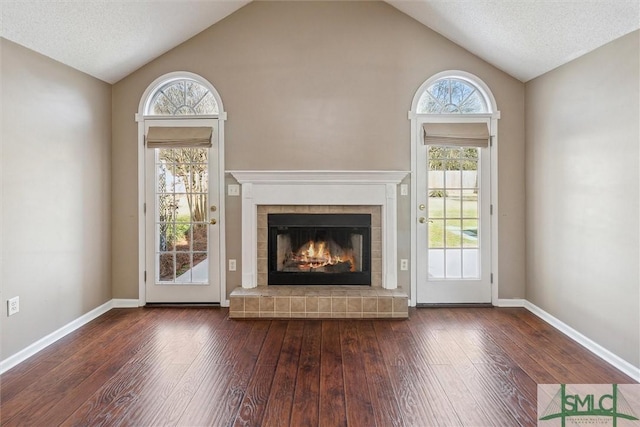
left=410, top=114, right=499, bottom=306
left=410, top=115, right=499, bottom=306
left=136, top=115, right=227, bottom=306
left=408, top=73, right=500, bottom=306
left=136, top=73, right=227, bottom=306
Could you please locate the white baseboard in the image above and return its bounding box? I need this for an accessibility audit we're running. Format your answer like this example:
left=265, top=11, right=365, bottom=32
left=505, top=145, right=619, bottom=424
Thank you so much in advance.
left=494, top=298, right=526, bottom=307
left=524, top=300, right=640, bottom=382
left=113, top=299, right=141, bottom=308
left=1, top=300, right=118, bottom=374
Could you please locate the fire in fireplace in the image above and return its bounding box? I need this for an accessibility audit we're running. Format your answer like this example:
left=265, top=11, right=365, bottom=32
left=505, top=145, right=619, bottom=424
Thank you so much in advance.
left=268, top=213, right=371, bottom=285
left=286, top=239, right=356, bottom=272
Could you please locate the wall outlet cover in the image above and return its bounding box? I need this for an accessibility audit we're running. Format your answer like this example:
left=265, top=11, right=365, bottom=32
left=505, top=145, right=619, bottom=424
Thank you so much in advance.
left=228, top=184, right=240, bottom=196
left=7, top=296, right=19, bottom=316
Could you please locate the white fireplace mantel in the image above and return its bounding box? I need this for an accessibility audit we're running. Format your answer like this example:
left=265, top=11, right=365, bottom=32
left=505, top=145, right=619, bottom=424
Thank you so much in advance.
left=228, top=170, right=409, bottom=289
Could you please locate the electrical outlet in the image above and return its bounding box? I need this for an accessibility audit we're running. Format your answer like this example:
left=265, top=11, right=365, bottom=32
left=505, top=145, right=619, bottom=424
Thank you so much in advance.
left=228, top=259, right=237, bottom=271
left=7, top=297, right=19, bottom=316
left=400, top=259, right=409, bottom=271
left=400, top=184, right=408, bottom=196
left=228, top=184, right=240, bottom=196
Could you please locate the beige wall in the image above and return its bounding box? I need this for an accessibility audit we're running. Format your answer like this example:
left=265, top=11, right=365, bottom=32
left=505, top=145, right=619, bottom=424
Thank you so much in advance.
left=112, top=1, right=526, bottom=300
left=1, top=39, right=112, bottom=360
left=525, top=31, right=640, bottom=367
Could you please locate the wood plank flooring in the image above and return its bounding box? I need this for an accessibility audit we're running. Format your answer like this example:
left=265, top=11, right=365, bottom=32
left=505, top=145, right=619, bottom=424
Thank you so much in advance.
left=1, top=307, right=636, bottom=426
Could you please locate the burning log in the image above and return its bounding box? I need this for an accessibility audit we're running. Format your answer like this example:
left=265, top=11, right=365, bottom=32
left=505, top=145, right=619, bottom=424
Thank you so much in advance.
left=283, top=259, right=353, bottom=273
left=320, top=261, right=352, bottom=273
left=280, top=238, right=356, bottom=273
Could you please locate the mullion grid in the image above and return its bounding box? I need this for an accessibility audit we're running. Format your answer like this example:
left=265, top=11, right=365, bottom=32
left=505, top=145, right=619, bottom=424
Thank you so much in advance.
left=156, top=148, right=208, bottom=283
left=428, top=146, right=481, bottom=279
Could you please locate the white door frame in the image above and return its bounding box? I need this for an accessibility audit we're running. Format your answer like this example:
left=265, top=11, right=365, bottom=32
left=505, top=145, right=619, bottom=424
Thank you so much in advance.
left=135, top=72, right=228, bottom=306
left=408, top=71, right=500, bottom=306
left=415, top=116, right=493, bottom=303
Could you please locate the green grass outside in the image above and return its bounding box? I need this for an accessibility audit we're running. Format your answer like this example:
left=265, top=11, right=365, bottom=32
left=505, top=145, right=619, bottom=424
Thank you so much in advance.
left=427, top=195, right=479, bottom=248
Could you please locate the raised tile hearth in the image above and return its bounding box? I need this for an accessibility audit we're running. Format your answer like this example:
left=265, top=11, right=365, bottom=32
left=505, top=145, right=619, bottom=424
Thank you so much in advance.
left=229, top=286, right=408, bottom=319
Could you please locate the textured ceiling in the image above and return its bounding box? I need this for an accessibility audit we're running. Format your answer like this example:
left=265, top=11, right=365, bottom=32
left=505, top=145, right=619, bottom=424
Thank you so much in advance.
left=1, top=0, right=639, bottom=84
left=0, top=1, right=250, bottom=83
left=387, top=0, right=640, bottom=82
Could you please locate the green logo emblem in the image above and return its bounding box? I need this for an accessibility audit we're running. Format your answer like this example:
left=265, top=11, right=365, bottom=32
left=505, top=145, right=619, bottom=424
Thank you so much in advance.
left=539, top=384, right=639, bottom=427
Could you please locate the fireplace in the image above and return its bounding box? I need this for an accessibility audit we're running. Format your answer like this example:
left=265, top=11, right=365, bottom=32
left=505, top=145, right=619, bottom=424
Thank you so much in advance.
left=228, top=170, right=408, bottom=290
left=227, top=171, right=410, bottom=319
left=268, top=213, right=371, bottom=285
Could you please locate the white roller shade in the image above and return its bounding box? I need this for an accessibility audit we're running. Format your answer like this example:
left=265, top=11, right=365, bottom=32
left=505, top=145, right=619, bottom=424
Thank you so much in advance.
left=423, top=122, right=489, bottom=147
left=146, top=126, right=212, bottom=148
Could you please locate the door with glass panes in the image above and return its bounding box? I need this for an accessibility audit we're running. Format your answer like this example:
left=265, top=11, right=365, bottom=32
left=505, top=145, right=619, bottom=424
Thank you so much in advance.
left=416, top=122, right=492, bottom=304
left=144, top=119, right=220, bottom=303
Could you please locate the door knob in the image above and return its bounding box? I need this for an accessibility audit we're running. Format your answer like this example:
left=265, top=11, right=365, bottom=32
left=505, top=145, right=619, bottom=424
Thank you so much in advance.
left=419, top=217, right=427, bottom=224
left=209, top=218, right=217, bottom=225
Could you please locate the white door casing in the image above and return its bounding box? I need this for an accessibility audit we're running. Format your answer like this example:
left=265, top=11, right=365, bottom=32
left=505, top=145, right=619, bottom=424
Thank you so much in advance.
left=136, top=72, right=227, bottom=305
left=409, top=71, right=500, bottom=305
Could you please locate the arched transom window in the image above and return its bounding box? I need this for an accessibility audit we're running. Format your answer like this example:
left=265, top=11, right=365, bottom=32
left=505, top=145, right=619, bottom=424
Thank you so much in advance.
left=147, top=78, right=219, bottom=115
left=417, top=77, right=488, bottom=114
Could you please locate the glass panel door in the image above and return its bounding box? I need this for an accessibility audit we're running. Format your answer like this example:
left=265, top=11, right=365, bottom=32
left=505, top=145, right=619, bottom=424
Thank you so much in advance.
left=145, top=119, right=220, bottom=303
left=416, top=121, right=492, bottom=304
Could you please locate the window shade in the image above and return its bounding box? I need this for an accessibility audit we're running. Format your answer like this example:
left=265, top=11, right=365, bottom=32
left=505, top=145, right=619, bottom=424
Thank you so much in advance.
left=423, top=123, right=489, bottom=147
left=146, top=126, right=212, bottom=148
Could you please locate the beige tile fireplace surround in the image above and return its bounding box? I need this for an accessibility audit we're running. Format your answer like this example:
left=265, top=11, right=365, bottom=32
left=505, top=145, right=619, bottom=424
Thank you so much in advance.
left=256, top=205, right=382, bottom=287
left=228, top=171, right=409, bottom=319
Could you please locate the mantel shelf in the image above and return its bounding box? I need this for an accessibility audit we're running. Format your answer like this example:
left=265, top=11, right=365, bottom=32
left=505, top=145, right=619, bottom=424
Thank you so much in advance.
left=227, top=170, right=409, bottom=185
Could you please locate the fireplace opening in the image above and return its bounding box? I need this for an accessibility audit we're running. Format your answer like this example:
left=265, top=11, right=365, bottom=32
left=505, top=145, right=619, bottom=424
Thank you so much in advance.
left=268, top=213, right=371, bottom=285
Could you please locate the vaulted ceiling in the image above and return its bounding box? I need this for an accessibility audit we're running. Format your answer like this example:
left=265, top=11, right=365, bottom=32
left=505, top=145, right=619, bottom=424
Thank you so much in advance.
left=1, top=0, right=638, bottom=84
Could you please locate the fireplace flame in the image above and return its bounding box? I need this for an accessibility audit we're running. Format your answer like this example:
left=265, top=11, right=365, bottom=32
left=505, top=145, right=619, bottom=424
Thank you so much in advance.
left=293, top=240, right=355, bottom=271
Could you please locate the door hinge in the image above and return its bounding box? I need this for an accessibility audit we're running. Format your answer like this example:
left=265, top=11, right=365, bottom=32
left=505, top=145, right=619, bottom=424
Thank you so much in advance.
left=490, top=204, right=493, bottom=215
left=490, top=273, right=494, bottom=284
left=490, top=135, right=494, bottom=147
left=143, top=203, right=146, bottom=214
left=144, top=271, right=147, bottom=282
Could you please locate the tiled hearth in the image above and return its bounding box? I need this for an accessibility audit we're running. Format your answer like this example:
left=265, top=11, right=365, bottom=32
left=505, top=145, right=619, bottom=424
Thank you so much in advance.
left=229, top=286, right=408, bottom=319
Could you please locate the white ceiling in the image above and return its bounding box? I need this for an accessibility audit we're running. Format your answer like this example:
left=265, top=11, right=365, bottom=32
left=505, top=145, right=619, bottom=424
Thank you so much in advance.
left=387, top=0, right=640, bottom=82
left=1, top=0, right=638, bottom=84
left=0, top=0, right=250, bottom=83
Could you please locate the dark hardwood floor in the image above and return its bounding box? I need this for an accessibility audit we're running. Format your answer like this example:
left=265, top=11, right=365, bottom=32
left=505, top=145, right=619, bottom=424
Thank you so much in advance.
left=1, top=307, right=635, bottom=426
